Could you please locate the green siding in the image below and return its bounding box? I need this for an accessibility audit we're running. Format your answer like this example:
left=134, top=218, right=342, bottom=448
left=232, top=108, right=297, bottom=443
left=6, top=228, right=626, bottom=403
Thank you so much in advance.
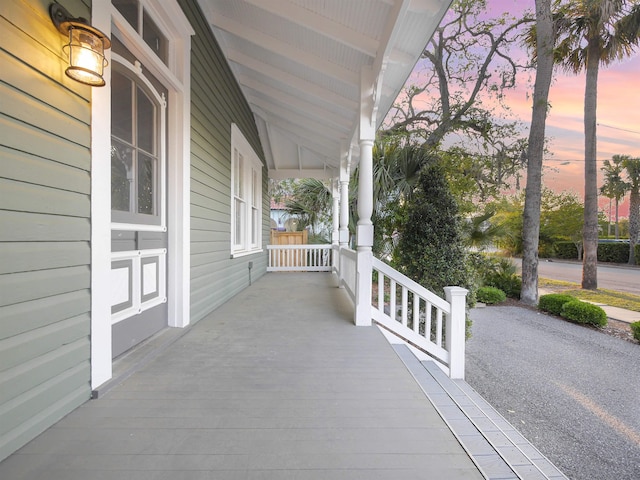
left=178, top=0, right=269, bottom=324
left=0, top=0, right=92, bottom=461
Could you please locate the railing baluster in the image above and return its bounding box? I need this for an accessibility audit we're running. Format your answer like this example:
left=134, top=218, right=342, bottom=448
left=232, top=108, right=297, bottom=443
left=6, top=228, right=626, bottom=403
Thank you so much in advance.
left=436, top=308, right=443, bottom=347
left=401, top=286, right=408, bottom=327
left=390, top=279, right=397, bottom=322
left=413, top=295, right=420, bottom=333
left=425, top=302, right=432, bottom=341
left=378, top=273, right=384, bottom=311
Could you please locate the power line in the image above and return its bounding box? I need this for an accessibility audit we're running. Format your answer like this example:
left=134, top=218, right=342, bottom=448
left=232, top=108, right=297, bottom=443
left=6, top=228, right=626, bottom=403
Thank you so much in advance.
left=597, top=123, right=640, bottom=135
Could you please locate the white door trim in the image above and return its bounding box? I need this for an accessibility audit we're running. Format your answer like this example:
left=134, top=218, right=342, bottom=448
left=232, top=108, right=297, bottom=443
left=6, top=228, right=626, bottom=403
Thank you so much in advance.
left=90, top=0, right=192, bottom=389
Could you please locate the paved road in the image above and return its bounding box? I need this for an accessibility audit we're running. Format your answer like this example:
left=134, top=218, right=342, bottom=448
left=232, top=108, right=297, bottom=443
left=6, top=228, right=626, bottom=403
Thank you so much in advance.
left=512, top=258, right=640, bottom=295
left=466, top=306, right=640, bottom=480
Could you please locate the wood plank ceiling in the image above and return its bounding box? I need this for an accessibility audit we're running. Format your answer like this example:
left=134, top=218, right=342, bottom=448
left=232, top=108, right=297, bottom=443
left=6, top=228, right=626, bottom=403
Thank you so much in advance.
left=198, top=0, right=452, bottom=179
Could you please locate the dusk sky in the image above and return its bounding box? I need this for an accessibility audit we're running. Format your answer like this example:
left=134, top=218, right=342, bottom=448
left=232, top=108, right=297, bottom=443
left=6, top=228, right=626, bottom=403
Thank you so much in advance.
left=492, top=0, right=640, bottom=218
left=409, top=0, right=640, bottom=218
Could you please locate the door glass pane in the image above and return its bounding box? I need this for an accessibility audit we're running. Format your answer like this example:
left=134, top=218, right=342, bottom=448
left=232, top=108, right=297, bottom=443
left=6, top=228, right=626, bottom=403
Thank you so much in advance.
left=111, top=71, right=133, bottom=143
left=111, top=139, right=133, bottom=211
left=137, top=87, right=155, bottom=154
left=143, top=10, right=168, bottom=65
left=138, top=152, right=155, bottom=215
left=112, top=0, right=139, bottom=33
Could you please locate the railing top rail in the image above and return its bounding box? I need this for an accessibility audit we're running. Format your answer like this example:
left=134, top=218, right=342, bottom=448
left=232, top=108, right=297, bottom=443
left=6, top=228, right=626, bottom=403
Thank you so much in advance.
left=373, top=257, right=451, bottom=313
left=267, top=244, right=332, bottom=250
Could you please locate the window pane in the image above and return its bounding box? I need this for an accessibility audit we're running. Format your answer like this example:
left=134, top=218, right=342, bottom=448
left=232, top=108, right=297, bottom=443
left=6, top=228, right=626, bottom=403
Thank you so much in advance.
left=138, top=153, right=155, bottom=214
left=111, top=71, right=133, bottom=143
left=235, top=199, right=244, bottom=246
left=111, top=139, right=133, bottom=211
left=237, top=153, right=244, bottom=199
left=143, top=10, right=168, bottom=64
left=252, top=207, right=258, bottom=245
left=112, top=0, right=138, bottom=31
left=137, top=87, right=155, bottom=154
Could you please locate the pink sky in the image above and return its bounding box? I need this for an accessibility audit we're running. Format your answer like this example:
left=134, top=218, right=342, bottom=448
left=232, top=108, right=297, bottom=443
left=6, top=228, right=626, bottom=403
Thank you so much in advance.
left=490, top=0, right=640, bottom=218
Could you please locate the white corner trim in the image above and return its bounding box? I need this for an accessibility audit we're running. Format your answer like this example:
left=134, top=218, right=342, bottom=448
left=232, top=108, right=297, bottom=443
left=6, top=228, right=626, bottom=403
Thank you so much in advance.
left=91, top=0, right=113, bottom=390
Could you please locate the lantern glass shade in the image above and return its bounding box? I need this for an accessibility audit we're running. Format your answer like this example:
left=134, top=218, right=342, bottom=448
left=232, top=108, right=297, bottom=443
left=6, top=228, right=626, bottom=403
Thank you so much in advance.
left=64, top=25, right=108, bottom=86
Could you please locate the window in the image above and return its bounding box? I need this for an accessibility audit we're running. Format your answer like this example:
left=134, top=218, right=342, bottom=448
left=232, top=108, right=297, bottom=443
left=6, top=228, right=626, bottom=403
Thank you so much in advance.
left=231, top=124, right=263, bottom=256
left=112, top=0, right=168, bottom=65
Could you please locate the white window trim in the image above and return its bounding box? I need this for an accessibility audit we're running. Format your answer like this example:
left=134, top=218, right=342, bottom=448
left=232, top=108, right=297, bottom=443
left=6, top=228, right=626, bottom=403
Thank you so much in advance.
left=91, top=0, right=193, bottom=390
left=231, top=123, right=263, bottom=257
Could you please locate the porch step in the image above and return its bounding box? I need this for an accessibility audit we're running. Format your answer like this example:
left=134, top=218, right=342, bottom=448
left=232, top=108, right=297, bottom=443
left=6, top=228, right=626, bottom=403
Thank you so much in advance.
left=392, top=345, right=568, bottom=480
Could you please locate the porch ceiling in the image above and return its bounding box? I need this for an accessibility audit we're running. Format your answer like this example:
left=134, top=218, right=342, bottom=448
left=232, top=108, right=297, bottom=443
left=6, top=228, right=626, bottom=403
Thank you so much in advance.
left=198, top=0, right=451, bottom=179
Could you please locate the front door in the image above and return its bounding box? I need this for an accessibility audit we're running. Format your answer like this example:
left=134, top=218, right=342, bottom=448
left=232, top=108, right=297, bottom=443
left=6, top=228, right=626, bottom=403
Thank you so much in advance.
left=110, top=60, right=168, bottom=358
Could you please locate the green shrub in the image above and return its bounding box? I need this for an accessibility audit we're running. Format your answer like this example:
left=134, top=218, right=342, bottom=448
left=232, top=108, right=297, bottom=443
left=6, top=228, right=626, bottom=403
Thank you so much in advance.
left=631, top=321, right=640, bottom=342
left=483, top=258, right=521, bottom=299
left=477, top=286, right=507, bottom=304
left=538, top=293, right=576, bottom=315
left=561, top=300, right=607, bottom=327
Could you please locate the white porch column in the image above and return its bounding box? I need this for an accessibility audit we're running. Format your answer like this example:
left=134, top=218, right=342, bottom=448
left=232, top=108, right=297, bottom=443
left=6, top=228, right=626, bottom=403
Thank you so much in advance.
left=354, top=67, right=377, bottom=327
left=331, top=178, right=339, bottom=245
left=339, top=153, right=350, bottom=248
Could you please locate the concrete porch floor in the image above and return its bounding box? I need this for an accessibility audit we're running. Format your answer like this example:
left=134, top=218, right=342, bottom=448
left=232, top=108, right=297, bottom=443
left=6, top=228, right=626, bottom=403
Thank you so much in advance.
left=0, top=272, right=485, bottom=480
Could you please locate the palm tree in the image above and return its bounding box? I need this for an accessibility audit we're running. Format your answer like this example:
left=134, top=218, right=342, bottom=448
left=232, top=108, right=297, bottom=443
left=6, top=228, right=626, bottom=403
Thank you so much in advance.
left=622, top=156, right=640, bottom=264
left=351, top=141, right=432, bottom=258
left=284, top=178, right=332, bottom=238
left=600, top=155, right=628, bottom=239
left=553, top=0, right=640, bottom=289
left=521, top=0, right=555, bottom=305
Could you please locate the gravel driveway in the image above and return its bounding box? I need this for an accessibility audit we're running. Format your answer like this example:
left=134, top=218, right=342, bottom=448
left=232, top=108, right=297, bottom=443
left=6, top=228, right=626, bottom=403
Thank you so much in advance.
left=466, top=305, right=640, bottom=480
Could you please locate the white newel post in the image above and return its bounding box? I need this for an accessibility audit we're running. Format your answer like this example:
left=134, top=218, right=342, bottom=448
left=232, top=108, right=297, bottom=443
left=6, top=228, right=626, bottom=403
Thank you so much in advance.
left=445, top=286, right=468, bottom=379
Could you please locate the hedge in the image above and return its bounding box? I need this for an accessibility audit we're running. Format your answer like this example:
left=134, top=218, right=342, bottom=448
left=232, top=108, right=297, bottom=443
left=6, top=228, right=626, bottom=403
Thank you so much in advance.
left=554, top=241, right=579, bottom=259
left=553, top=241, right=640, bottom=264
left=597, top=242, right=629, bottom=263
left=561, top=300, right=607, bottom=327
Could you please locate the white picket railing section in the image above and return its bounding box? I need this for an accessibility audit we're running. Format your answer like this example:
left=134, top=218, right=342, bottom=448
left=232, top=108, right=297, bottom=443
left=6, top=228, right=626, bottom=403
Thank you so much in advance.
left=371, top=257, right=467, bottom=378
left=336, top=246, right=356, bottom=303
left=267, top=244, right=333, bottom=272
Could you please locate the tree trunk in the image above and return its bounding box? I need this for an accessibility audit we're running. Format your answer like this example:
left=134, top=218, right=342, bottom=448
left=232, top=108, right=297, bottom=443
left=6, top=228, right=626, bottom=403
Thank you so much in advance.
left=615, top=198, right=619, bottom=239
left=521, top=0, right=554, bottom=305
left=630, top=187, right=639, bottom=264
left=582, top=41, right=600, bottom=290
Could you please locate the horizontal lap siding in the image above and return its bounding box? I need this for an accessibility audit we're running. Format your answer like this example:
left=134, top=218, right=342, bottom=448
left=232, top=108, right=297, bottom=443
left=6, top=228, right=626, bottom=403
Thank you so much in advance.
left=0, top=0, right=92, bottom=461
left=178, top=0, right=268, bottom=323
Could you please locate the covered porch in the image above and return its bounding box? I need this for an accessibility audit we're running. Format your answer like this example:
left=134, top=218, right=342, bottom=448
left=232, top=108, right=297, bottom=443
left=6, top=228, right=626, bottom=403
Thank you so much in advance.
left=0, top=273, right=566, bottom=480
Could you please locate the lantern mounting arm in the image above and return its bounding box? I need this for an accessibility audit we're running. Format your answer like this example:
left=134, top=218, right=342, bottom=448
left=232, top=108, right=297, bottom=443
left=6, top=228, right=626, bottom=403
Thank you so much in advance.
left=49, top=3, right=111, bottom=49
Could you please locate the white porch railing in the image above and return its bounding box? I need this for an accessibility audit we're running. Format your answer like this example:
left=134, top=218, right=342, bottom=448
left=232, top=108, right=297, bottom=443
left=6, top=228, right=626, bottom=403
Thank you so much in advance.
left=266, top=244, right=467, bottom=378
left=371, top=257, right=467, bottom=379
left=267, top=244, right=333, bottom=272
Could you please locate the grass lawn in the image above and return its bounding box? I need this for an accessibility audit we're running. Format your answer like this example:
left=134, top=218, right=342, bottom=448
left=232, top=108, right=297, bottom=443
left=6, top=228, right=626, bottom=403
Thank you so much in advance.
left=539, top=277, right=640, bottom=313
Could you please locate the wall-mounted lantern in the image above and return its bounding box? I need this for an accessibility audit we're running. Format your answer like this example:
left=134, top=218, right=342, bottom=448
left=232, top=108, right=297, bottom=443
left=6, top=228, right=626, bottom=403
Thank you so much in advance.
left=49, top=3, right=111, bottom=87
